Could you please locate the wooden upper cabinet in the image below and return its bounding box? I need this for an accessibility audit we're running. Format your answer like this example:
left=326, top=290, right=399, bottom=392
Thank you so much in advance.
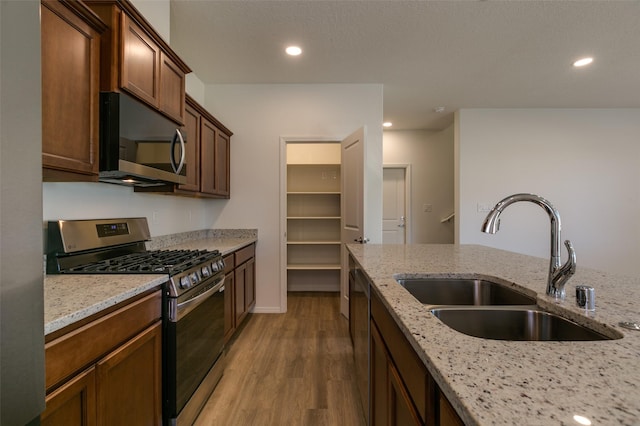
left=138, top=95, right=232, bottom=198
left=41, top=0, right=106, bottom=181
left=160, top=52, right=187, bottom=124
left=179, top=102, right=201, bottom=192
left=200, top=117, right=217, bottom=195
left=173, top=95, right=232, bottom=198
left=214, top=130, right=231, bottom=197
left=120, top=14, right=159, bottom=108
left=85, top=0, right=191, bottom=125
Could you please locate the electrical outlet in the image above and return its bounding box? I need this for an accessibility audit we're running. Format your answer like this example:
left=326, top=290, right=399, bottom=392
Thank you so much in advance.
left=152, top=211, right=159, bottom=224
left=423, top=204, right=433, bottom=212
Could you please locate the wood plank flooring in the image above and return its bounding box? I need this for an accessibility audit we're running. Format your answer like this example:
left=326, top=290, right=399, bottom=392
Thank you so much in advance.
left=194, top=292, right=366, bottom=426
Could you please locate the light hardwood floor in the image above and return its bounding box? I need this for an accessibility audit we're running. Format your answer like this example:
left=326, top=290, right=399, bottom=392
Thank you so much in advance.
left=194, top=292, right=366, bottom=426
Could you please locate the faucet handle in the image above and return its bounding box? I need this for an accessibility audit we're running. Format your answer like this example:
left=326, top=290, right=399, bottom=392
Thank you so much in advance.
left=564, top=240, right=577, bottom=274
left=550, top=240, right=577, bottom=299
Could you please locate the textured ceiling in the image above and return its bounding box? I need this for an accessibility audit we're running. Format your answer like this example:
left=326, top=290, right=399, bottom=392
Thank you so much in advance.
left=169, top=0, right=640, bottom=130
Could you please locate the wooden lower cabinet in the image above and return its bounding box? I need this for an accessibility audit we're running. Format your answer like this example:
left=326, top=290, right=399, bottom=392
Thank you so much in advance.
left=234, top=260, right=247, bottom=325
left=438, top=394, right=465, bottom=426
left=41, top=368, right=96, bottom=426
left=96, top=323, right=162, bottom=426
left=223, top=271, right=236, bottom=341
left=42, top=290, right=162, bottom=426
left=370, top=289, right=464, bottom=426
left=223, top=243, right=256, bottom=343
left=371, top=320, right=422, bottom=426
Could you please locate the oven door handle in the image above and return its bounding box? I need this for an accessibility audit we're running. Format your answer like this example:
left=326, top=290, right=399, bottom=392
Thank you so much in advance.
left=171, top=277, right=225, bottom=322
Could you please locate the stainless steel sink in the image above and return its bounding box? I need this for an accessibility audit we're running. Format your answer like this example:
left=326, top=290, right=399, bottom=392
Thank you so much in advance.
left=430, top=307, right=620, bottom=341
left=396, top=277, right=536, bottom=306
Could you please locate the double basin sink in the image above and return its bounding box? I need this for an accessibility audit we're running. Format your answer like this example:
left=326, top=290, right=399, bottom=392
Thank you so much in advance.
left=396, top=277, right=619, bottom=341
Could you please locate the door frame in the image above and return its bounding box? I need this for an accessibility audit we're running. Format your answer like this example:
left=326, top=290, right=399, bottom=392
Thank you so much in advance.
left=382, top=164, right=412, bottom=244
left=279, top=136, right=340, bottom=313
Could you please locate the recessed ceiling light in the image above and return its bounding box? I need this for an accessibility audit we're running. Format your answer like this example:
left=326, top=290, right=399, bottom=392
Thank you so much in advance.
left=573, top=57, right=594, bottom=67
left=383, top=122, right=393, bottom=128
left=286, top=46, right=302, bottom=56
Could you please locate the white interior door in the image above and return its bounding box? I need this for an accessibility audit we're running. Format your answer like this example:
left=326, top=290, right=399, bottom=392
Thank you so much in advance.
left=383, top=167, right=406, bottom=244
left=340, top=127, right=365, bottom=317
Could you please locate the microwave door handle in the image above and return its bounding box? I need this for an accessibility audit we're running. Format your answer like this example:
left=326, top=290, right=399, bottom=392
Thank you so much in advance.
left=170, top=129, right=186, bottom=174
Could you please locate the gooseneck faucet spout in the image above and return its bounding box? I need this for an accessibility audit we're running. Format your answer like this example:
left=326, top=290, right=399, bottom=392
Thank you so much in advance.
left=481, top=193, right=576, bottom=299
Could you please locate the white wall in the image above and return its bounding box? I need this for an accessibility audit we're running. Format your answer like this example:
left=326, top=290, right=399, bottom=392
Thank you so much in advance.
left=457, top=109, right=640, bottom=277
left=130, top=0, right=170, bottom=43
left=383, top=127, right=454, bottom=244
left=204, top=84, right=384, bottom=313
left=43, top=183, right=219, bottom=236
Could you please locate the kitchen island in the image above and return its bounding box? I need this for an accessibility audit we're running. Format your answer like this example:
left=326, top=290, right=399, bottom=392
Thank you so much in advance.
left=347, top=244, right=640, bottom=425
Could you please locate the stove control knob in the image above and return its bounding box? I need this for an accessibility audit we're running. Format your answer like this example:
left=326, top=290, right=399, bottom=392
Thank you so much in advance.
left=201, top=265, right=211, bottom=277
left=180, top=276, right=191, bottom=289
left=217, top=259, right=225, bottom=270
left=190, top=272, right=199, bottom=285
left=211, top=262, right=219, bottom=273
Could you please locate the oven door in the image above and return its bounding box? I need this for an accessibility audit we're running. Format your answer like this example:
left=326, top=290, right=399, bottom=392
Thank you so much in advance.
left=164, top=275, right=225, bottom=424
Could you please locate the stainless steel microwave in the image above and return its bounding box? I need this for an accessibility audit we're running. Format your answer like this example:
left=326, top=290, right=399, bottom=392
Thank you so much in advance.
left=99, top=92, right=187, bottom=187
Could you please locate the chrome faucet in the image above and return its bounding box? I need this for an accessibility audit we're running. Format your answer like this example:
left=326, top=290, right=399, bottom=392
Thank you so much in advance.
left=481, top=193, right=576, bottom=299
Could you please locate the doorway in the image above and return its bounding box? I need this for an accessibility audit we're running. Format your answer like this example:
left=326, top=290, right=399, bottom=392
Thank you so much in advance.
left=280, top=129, right=365, bottom=316
left=281, top=140, right=342, bottom=307
left=382, top=165, right=411, bottom=244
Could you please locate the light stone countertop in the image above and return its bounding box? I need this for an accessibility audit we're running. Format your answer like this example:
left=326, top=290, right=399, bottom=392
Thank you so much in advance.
left=346, top=243, right=640, bottom=426
left=44, top=233, right=257, bottom=336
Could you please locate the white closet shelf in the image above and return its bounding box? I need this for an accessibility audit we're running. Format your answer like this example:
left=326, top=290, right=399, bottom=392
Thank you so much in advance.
left=287, top=264, right=341, bottom=270
left=287, top=216, right=341, bottom=220
left=286, top=241, right=341, bottom=245
left=287, top=191, right=341, bottom=195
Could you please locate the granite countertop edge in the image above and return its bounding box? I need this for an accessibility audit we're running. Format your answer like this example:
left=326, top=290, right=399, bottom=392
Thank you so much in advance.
left=44, top=231, right=257, bottom=336
left=346, top=243, right=640, bottom=426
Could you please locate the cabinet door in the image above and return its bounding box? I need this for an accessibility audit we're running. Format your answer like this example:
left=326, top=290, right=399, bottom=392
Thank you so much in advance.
left=244, top=257, right=256, bottom=312
left=438, top=394, right=465, bottom=426
left=371, top=321, right=422, bottom=426
left=389, top=363, right=423, bottom=426
left=41, top=367, right=97, bottom=426
left=213, top=131, right=231, bottom=197
left=159, top=51, right=186, bottom=124
left=224, top=271, right=236, bottom=342
left=41, top=0, right=101, bottom=178
left=200, top=117, right=217, bottom=195
left=179, top=102, right=201, bottom=192
left=370, top=321, right=389, bottom=426
left=234, top=262, right=247, bottom=325
left=120, top=14, right=159, bottom=108
left=96, top=322, right=162, bottom=426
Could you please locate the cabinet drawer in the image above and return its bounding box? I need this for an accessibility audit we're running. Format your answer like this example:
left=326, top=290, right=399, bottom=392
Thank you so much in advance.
left=45, top=290, right=162, bottom=391
left=223, top=253, right=235, bottom=274
left=371, top=290, right=428, bottom=423
left=235, top=244, right=255, bottom=265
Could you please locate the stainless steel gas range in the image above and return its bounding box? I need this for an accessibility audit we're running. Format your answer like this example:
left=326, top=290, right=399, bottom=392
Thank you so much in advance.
left=47, top=217, right=226, bottom=425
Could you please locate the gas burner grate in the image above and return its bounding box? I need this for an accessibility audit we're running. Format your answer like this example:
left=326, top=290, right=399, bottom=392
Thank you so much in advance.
left=64, top=249, right=220, bottom=275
